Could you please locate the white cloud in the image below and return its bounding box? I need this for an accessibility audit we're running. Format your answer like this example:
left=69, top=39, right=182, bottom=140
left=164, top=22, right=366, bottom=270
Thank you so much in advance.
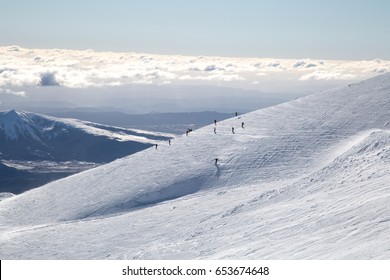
left=0, top=88, right=26, bottom=97
left=0, top=46, right=388, bottom=93
left=204, top=65, right=220, bottom=72
left=268, top=61, right=281, bottom=67
left=299, top=71, right=356, bottom=81
left=39, top=72, right=60, bottom=86
left=7, top=45, right=21, bottom=52
left=292, top=59, right=321, bottom=69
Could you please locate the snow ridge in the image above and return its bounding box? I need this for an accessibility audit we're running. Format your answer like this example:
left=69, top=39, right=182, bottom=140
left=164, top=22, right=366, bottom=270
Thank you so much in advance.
left=0, top=73, right=390, bottom=259
left=0, top=109, right=42, bottom=141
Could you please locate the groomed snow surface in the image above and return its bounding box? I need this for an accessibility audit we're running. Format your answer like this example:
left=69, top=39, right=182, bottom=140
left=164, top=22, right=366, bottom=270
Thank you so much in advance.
left=1, top=73, right=390, bottom=259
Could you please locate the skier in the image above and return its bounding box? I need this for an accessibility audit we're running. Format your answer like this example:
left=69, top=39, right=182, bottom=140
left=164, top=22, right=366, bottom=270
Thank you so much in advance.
left=168, top=139, right=171, bottom=145
left=232, top=127, right=235, bottom=134
left=235, top=112, right=238, bottom=117
left=241, top=122, right=244, bottom=128
left=214, top=119, right=217, bottom=125
left=155, top=144, right=158, bottom=149
left=214, top=158, right=219, bottom=165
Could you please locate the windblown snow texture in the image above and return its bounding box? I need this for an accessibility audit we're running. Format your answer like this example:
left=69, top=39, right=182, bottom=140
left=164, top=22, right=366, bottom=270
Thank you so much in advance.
left=0, top=73, right=390, bottom=259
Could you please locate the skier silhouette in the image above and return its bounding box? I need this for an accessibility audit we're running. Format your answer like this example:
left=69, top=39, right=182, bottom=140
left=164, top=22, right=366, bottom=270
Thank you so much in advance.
left=214, top=158, right=220, bottom=175
left=155, top=144, right=158, bottom=149
left=232, top=127, right=235, bottom=134
left=186, top=128, right=192, bottom=136
left=168, top=139, right=171, bottom=145
left=241, top=122, right=245, bottom=128
left=214, top=119, right=217, bottom=125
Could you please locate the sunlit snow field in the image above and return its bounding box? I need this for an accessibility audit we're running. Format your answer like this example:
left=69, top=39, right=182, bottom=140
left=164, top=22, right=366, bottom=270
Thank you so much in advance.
left=0, top=74, right=390, bottom=259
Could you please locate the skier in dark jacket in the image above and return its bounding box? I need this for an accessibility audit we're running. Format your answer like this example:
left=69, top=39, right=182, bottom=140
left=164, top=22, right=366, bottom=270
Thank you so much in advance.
left=186, top=128, right=193, bottom=136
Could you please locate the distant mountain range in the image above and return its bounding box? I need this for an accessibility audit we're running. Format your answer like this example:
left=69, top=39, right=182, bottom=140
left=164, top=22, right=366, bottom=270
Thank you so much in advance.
left=46, top=110, right=234, bottom=134
left=0, top=109, right=173, bottom=162
left=0, top=110, right=173, bottom=193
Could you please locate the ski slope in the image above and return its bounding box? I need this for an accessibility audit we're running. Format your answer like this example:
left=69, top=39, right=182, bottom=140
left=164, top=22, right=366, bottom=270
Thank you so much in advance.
left=0, top=73, right=390, bottom=259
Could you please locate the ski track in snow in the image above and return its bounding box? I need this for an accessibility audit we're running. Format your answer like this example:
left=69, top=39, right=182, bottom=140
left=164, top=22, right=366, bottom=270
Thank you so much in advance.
left=1, top=73, right=390, bottom=259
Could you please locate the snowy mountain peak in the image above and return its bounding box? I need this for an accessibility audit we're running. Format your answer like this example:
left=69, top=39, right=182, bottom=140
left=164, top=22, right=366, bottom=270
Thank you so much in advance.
left=0, top=109, right=40, bottom=141
left=2, top=109, right=30, bottom=122
left=0, top=110, right=173, bottom=162
left=3, top=109, right=20, bottom=118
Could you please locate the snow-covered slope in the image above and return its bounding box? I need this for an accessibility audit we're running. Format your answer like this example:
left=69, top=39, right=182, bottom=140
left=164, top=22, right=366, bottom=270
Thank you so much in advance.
left=0, top=110, right=173, bottom=162
left=0, top=73, right=390, bottom=259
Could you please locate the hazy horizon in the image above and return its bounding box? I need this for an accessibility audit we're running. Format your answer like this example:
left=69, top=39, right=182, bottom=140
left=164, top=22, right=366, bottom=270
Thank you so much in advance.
left=1, top=45, right=388, bottom=114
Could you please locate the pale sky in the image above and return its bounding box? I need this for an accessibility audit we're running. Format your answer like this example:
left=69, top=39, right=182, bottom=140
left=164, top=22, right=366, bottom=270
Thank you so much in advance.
left=1, top=0, right=390, bottom=60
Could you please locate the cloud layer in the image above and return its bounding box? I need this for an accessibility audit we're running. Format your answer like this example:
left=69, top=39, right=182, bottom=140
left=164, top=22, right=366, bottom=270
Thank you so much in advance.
left=1, top=45, right=389, bottom=93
